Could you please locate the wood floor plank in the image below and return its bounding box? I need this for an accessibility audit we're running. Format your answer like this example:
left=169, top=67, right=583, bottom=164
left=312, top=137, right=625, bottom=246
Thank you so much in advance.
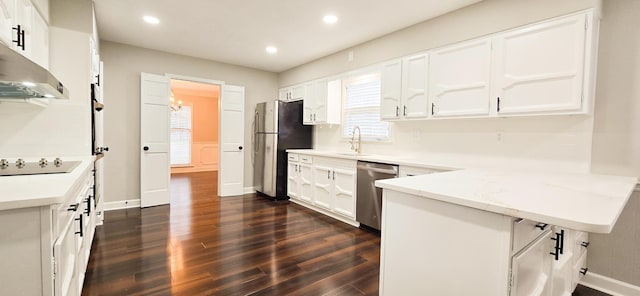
left=82, top=171, right=609, bottom=296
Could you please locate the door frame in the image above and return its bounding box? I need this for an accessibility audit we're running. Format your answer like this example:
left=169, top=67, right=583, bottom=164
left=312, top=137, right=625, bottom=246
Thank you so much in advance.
left=164, top=73, right=226, bottom=199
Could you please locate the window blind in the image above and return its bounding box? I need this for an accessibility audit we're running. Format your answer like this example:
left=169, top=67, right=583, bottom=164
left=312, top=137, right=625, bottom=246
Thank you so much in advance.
left=342, top=78, right=389, bottom=141
left=170, top=106, right=192, bottom=165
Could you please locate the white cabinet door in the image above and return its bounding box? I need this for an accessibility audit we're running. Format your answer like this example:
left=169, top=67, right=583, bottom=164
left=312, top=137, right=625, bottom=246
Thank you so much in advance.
left=430, top=38, right=492, bottom=117
left=493, top=14, right=587, bottom=115
left=13, top=0, right=31, bottom=57
left=29, top=7, right=47, bottom=68
left=302, top=82, right=315, bottom=124
left=312, top=165, right=333, bottom=210
left=402, top=53, right=429, bottom=119
left=299, top=163, right=314, bottom=203
left=54, top=218, right=78, bottom=296
left=287, top=162, right=300, bottom=199
left=0, top=0, right=14, bottom=46
left=510, top=230, right=553, bottom=296
left=279, top=88, right=289, bottom=101
left=332, top=167, right=356, bottom=219
left=380, top=59, right=402, bottom=120
left=312, top=78, right=328, bottom=123
left=291, top=84, right=306, bottom=101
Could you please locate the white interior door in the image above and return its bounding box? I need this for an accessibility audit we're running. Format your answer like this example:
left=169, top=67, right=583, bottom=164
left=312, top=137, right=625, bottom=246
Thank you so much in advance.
left=140, top=73, right=170, bottom=207
left=219, top=84, right=245, bottom=196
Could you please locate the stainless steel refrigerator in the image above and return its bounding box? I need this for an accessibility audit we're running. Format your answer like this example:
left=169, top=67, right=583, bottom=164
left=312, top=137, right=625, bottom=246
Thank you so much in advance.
left=253, top=100, right=313, bottom=199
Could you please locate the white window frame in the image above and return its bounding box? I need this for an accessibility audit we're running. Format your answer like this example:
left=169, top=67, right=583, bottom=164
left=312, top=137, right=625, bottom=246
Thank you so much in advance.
left=170, top=104, right=193, bottom=167
left=341, top=72, right=391, bottom=142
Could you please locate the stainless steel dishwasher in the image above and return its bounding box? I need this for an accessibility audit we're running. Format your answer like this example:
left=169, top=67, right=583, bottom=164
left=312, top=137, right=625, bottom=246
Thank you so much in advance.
left=356, top=161, right=399, bottom=230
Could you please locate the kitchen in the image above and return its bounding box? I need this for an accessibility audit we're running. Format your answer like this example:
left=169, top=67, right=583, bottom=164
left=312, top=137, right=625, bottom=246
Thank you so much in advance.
left=0, top=0, right=639, bottom=295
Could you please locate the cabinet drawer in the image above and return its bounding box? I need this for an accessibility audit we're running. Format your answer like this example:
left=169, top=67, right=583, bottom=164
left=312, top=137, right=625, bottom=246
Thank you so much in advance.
left=512, top=218, right=551, bottom=253
left=300, top=155, right=313, bottom=164
left=288, top=153, right=299, bottom=162
left=573, top=231, right=589, bottom=265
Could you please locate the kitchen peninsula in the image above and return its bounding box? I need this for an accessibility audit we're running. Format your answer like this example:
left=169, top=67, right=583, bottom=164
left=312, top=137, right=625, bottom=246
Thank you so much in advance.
left=375, top=169, right=637, bottom=295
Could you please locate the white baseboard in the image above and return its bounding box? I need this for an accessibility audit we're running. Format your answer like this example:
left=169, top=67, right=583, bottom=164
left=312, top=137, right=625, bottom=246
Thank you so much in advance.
left=243, top=186, right=256, bottom=194
left=581, top=272, right=640, bottom=296
left=104, top=199, right=141, bottom=211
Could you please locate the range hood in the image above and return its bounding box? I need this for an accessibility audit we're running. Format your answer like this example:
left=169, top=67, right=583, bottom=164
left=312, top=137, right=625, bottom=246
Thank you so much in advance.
left=0, top=43, right=68, bottom=100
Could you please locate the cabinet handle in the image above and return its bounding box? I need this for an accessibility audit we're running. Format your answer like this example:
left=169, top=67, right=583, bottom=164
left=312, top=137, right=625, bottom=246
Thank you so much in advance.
left=403, top=105, right=407, bottom=116
left=581, top=241, right=590, bottom=248
left=313, top=113, right=316, bottom=121
left=580, top=268, right=588, bottom=275
left=497, top=97, right=501, bottom=112
left=96, top=74, right=100, bottom=86
left=85, top=196, right=92, bottom=216
left=12, top=25, right=25, bottom=51
left=333, top=171, right=335, bottom=180
left=68, top=203, right=79, bottom=212
left=310, top=114, right=313, bottom=121
left=75, top=214, right=83, bottom=237
left=396, top=106, right=399, bottom=117
left=549, top=229, right=565, bottom=260
left=431, top=103, right=435, bottom=116
left=327, top=170, right=330, bottom=179
left=535, top=223, right=548, bottom=230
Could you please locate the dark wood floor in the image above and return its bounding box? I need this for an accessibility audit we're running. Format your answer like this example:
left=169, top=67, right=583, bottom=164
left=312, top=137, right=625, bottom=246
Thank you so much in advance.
left=83, top=171, right=610, bottom=296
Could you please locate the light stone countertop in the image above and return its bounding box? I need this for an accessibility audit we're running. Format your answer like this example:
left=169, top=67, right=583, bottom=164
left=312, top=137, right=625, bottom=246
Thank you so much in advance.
left=376, top=169, right=637, bottom=233
left=286, top=149, right=462, bottom=171
left=286, top=149, right=638, bottom=233
left=0, top=156, right=95, bottom=211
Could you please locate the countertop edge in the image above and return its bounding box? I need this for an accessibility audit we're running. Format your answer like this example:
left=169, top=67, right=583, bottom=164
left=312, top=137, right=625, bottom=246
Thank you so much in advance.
left=0, top=157, right=95, bottom=211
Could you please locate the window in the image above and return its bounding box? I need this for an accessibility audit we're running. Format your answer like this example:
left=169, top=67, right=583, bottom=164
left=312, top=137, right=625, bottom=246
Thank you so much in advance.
left=342, top=73, right=390, bottom=141
left=170, top=106, right=192, bottom=165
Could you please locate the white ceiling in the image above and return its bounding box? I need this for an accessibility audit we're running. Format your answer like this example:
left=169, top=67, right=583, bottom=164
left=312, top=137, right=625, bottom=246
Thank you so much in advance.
left=94, top=0, right=482, bottom=73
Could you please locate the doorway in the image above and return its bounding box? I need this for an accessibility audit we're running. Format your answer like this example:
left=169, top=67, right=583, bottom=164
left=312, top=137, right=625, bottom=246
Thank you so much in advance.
left=169, top=79, right=220, bottom=204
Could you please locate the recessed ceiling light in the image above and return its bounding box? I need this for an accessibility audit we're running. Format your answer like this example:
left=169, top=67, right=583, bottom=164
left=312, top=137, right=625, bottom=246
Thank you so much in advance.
left=323, top=15, right=338, bottom=24
left=143, top=15, right=160, bottom=24
left=266, top=46, right=278, bottom=54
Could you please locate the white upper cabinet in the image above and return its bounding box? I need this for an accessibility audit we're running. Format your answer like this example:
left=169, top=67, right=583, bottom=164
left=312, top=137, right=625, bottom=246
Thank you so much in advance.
left=0, top=0, right=49, bottom=69
left=0, top=0, right=15, bottom=46
left=492, top=13, right=589, bottom=116
left=429, top=38, right=492, bottom=118
left=279, top=83, right=307, bottom=102
left=29, top=5, right=47, bottom=68
left=303, top=77, right=341, bottom=125
left=380, top=54, right=429, bottom=120
left=380, top=59, right=403, bottom=120
left=401, top=53, right=429, bottom=118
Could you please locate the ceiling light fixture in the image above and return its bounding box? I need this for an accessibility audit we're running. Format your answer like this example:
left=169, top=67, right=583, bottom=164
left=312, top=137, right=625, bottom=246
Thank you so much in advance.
left=323, top=14, right=338, bottom=24
left=266, top=46, right=278, bottom=54
left=143, top=15, right=160, bottom=24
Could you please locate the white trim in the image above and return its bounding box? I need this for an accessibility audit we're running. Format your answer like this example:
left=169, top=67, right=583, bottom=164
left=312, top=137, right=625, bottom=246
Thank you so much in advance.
left=581, top=272, right=640, bottom=296
left=165, top=74, right=225, bottom=86
left=104, top=199, right=141, bottom=211
left=243, top=186, right=256, bottom=194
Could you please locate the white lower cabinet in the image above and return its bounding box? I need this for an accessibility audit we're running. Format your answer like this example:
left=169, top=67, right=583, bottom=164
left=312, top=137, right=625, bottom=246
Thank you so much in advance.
left=0, top=163, right=97, bottom=296
left=380, top=189, right=588, bottom=296
left=287, top=153, right=357, bottom=225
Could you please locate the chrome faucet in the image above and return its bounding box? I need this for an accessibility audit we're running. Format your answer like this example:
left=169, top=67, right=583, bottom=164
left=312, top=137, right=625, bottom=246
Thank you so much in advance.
left=350, top=125, right=362, bottom=154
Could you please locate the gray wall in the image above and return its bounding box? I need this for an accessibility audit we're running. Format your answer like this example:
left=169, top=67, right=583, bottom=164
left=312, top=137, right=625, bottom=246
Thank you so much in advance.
left=101, top=41, right=278, bottom=203
left=278, top=0, right=640, bottom=288
left=589, top=0, right=640, bottom=286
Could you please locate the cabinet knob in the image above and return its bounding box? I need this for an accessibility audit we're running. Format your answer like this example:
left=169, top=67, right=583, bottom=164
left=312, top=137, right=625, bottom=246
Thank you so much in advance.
left=238, top=146, right=243, bottom=150
left=581, top=241, right=590, bottom=248
left=143, top=146, right=149, bottom=151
